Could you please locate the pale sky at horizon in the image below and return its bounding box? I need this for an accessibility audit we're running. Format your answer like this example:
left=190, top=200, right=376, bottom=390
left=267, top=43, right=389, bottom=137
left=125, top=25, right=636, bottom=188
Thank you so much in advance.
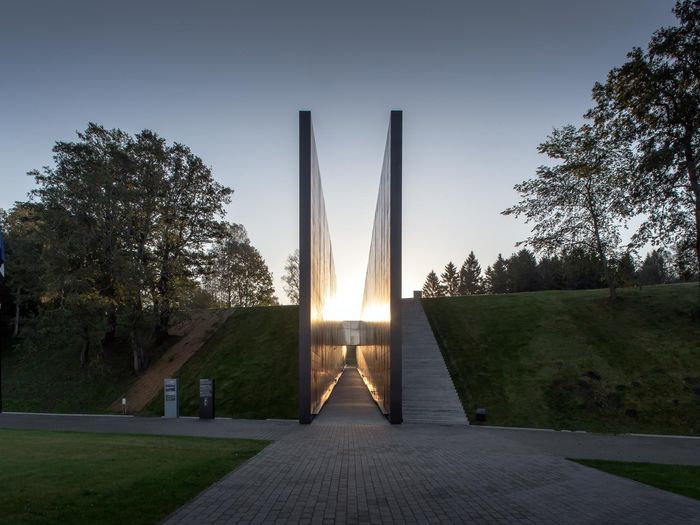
left=0, top=0, right=677, bottom=317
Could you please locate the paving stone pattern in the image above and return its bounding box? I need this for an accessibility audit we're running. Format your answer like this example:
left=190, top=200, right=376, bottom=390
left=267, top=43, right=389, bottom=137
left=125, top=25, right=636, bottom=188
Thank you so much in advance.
left=164, top=423, right=700, bottom=524
left=2, top=413, right=699, bottom=523
left=314, top=367, right=387, bottom=426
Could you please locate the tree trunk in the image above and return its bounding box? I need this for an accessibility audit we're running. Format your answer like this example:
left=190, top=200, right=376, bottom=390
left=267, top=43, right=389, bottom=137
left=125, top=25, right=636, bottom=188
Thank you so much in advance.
left=155, top=306, right=170, bottom=343
left=603, top=261, right=617, bottom=302
left=694, top=182, right=700, bottom=312
left=128, top=303, right=148, bottom=373
left=133, top=348, right=145, bottom=373
left=12, top=286, right=20, bottom=337
left=130, top=329, right=146, bottom=373
left=154, top=266, right=170, bottom=342
left=595, top=230, right=617, bottom=301
left=104, top=307, right=117, bottom=343
left=587, top=186, right=617, bottom=302
left=80, top=327, right=90, bottom=368
left=692, top=184, right=700, bottom=313
left=683, top=129, right=700, bottom=315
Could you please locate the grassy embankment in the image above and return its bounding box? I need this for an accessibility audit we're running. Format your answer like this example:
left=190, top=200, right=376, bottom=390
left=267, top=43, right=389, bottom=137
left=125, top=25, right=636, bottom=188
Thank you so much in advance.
left=572, top=459, right=700, bottom=501
left=0, top=335, right=147, bottom=414
left=422, top=283, right=700, bottom=435
left=1, top=306, right=298, bottom=418
left=5, top=283, right=699, bottom=432
left=143, top=305, right=298, bottom=419
left=0, top=428, right=267, bottom=525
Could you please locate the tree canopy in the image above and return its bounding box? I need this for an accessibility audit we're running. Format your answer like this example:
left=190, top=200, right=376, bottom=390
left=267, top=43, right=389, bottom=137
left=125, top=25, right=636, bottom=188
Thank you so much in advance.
left=1, top=124, right=278, bottom=372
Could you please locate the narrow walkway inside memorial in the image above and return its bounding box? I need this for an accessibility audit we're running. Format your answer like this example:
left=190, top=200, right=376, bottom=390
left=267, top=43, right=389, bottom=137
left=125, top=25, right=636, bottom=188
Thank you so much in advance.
left=314, top=366, right=387, bottom=425
left=315, top=299, right=468, bottom=424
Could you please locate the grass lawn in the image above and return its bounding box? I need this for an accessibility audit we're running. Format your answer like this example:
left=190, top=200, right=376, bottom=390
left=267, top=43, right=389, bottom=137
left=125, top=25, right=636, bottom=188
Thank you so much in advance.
left=572, top=459, right=700, bottom=501
left=422, top=283, right=700, bottom=435
left=144, top=305, right=298, bottom=419
left=0, top=428, right=267, bottom=525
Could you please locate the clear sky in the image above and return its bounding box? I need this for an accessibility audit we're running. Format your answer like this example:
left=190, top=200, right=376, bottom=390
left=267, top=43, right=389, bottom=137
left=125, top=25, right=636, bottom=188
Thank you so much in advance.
left=0, top=0, right=677, bottom=317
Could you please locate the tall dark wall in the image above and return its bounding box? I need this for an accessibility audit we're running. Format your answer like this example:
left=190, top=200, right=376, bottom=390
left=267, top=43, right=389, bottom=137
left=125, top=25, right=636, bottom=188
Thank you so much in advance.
left=298, top=111, right=346, bottom=423
left=358, top=111, right=402, bottom=424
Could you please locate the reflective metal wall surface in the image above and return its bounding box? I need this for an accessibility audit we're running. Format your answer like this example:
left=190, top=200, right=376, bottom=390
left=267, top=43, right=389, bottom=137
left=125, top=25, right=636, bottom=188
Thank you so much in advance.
left=358, top=111, right=402, bottom=423
left=299, top=111, right=346, bottom=423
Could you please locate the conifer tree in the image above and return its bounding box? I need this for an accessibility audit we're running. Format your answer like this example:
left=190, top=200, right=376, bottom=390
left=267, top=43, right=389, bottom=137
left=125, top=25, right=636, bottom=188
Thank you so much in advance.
left=458, top=251, right=483, bottom=295
left=485, top=254, right=509, bottom=294
left=422, top=270, right=444, bottom=298
left=441, top=262, right=460, bottom=296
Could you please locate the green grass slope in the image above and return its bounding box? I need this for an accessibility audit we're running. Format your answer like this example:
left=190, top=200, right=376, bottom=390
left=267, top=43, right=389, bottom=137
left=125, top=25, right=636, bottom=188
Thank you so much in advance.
left=1, top=336, right=141, bottom=414
left=422, top=283, right=700, bottom=435
left=144, top=305, right=298, bottom=419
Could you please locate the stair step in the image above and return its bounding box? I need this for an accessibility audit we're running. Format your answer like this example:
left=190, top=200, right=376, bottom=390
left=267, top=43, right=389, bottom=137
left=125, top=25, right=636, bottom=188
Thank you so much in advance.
left=401, top=299, right=468, bottom=425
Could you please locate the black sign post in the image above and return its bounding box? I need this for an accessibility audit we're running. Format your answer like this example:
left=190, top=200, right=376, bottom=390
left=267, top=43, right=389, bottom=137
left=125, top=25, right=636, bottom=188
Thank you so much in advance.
left=199, top=378, right=215, bottom=419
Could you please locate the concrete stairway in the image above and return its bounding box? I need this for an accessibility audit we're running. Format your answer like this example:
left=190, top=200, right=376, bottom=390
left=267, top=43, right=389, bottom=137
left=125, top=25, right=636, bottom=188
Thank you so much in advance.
left=402, top=299, right=469, bottom=425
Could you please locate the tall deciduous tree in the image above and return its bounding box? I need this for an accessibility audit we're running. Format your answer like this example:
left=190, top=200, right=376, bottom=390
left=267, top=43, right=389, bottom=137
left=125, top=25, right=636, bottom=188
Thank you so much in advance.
left=207, top=224, right=278, bottom=308
left=589, top=0, right=700, bottom=308
left=282, top=249, right=300, bottom=304
left=31, top=125, right=134, bottom=346
left=503, top=124, right=632, bottom=300
left=458, top=251, right=483, bottom=295
left=422, top=270, right=444, bottom=298
left=26, top=124, right=233, bottom=371
left=441, top=262, right=460, bottom=297
left=147, top=139, right=232, bottom=339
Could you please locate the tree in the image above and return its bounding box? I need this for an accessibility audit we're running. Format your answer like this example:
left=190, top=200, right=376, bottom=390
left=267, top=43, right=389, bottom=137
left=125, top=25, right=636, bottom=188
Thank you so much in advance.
left=31, top=124, right=134, bottom=345
left=0, top=204, right=44, bottom=337
left=589, top=0, right=700, bottom=308
left=537, top=255, right=565, bottom=291
left=615, top=252, right=638, bottom=288
left=506, top=249, right=541, bottom=292
left=26, top=124, right=233, bottom=372
left=560, top=247, right=605, bottom=290
left=440, top=262, right=460, bottom=296
left=503, top=124, right=632, bottom=300
left=674, top=239, right=699, bottom=281
left=485, top=254, right=509, bottom=294
left=458, top=251, right=483, bottom=295
left=422, top=271, right=444, bottom=298
left=282, top=249, right=300, bottom=304
left=143, top=138, right=232, bottom=340
left=207, top=224, right=278, bottom=308
left=638, top=249, right=670, bottom=286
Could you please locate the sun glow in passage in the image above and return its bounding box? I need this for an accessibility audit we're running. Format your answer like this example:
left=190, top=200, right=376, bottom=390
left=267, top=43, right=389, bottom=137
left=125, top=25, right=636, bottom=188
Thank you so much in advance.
left=323, top=295, right=357, bottom=321
left=323, top=297, right=391, bottom=322
left=360, top=302, right=391, bottom=322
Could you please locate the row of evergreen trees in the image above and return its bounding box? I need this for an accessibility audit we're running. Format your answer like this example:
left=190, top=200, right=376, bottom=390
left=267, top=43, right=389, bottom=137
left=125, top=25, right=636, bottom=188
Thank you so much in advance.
left=422, top=247, right=696, bottom=298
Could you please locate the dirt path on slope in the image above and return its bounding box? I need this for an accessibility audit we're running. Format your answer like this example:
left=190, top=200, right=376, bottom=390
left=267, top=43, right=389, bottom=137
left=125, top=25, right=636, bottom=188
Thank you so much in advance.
left=109, top=309, right=234, bottom=413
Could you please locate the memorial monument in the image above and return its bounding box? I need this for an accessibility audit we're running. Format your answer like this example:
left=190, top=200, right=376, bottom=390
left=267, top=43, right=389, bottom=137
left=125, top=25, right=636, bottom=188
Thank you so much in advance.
left=298, top=111, right=402, bottom=424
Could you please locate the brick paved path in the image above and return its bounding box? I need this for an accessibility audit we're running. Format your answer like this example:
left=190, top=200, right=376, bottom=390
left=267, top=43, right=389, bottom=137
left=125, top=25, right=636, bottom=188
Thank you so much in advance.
left=165, top=423, right=700, bottom=524
left=3, top=414, right=699, bottom=523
